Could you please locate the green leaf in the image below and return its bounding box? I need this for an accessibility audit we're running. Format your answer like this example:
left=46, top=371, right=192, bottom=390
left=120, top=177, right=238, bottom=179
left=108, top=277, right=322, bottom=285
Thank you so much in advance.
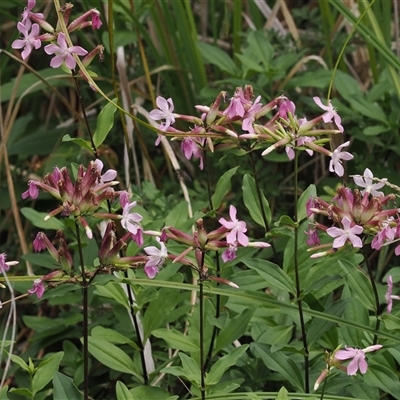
left=62, top=134, right=93, bottom=152
left=206, top=345, right=249, bottom=385
left=87, top=337, right=143, bottom=381
left=53, top=372, right=83, bottom=400
left=10, top=354, right=31, bottom=373
left=338, top=259, right=376, bottom=311
left=129, top=386, right=178, bottom=400
left=307, top=299, right=350, bottom=348
left=20, top=208, right=65, bottom=230
left=251, top=343, right=304, bottom=392
left=162, top=353, right=201, bottom=387
left=197, top=42, right=239, bottom=76
left=382, top=313, right=400, bottom=331
left=334, top=70, right=363, bottom=99
left=275, top=386, right=289, bottom=400
left=211, top=166, right=240, bottom=210
left=152, top=328, right=200, bottom=352
left=246, top=30, right=273, bottom=67
left=365, top=364, right=400, bottom=399
left=91, top=326, right=140, bottom=350
left=363, top=125, right=390, bottom=136
left=347, top=94, right=388, bottom=124
left=32, top=352, right=64, bottom=395
left=297, top=184, right=316, bottom=222
left=93, top=99, right=118, bottom=148
left=94, top=282, right=129, bottom=308
left=243, top=258, right=296, bottom=295
left=242, top=174, right=271, bottom=228
left=116, top=381, right=133, bottom=400
left=214, top=307, right=255, bottom=354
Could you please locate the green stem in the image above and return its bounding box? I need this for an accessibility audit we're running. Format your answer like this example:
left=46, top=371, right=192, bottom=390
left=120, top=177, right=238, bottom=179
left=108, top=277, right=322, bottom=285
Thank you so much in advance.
left=248, top=148, right=278, bottom=259
left=293, top=151, right=309, bottom=392
left=75, top=221, right=89, bottom=400
left=199, top=275, right=205, bottom=400
left=363, top=249, right=381, bottom=344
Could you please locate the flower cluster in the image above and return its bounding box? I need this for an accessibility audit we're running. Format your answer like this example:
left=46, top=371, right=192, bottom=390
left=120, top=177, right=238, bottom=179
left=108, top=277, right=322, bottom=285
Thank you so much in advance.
left=148, top=86, right=352, bottom=177
left=12, top=0, right=103, bottom=71
left=306, top=168, right=400, bottom=258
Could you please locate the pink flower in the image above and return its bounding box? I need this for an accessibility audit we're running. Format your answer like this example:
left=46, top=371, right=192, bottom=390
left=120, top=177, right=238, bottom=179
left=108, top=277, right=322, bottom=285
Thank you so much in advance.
left=223, top=88, right=251, bottom=119
left=21, top=0, right=43, bottom=28
left=12, top=22, right=41, bottom=60
left=149, top=97, right=175, bottom=129
left=305, top=226, right=320, bottom=246
left=329, top=141, right=354, bottom=177
left=326, top=216, right=363, bottom=248
left=335, top=345, right=382, bottom=375
left=121, top=202, right=143, bottom=235
left=219, top=205, right=249, bottom=247
left=385, top=275, right=400, bottom=314
left=94, top=159, right=117, bottom=183
left=28, top=278, right=45, bottom=299
left=313, top=96, right=344, bottom=133
left=22, top=180, right=39, bottom=199
left=118, top=190, right=130, bottom=209
left=221, top=244, right=237, bottom=262
left=353, top=168, right=386, bottom=197
left=91, top=9, right=102, bottom=29
left=0, top=253, right=19, bottom=273
left=33, top=232, right=47, bottom=252
left=242, top=96, right=262, bottom=134
left=278, top=99, right=295, bottom=120
left=181, top=137, right=204, bottom=170
left=44, top=33, right=88, bottom=69
left=143, top=238, right=168, bottom=278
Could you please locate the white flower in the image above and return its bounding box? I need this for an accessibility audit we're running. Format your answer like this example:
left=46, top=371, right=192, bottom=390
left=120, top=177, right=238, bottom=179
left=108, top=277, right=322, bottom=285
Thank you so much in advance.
left=329, top=141, right=354, bottom=177
left=353, top=168, right=386, bottom=196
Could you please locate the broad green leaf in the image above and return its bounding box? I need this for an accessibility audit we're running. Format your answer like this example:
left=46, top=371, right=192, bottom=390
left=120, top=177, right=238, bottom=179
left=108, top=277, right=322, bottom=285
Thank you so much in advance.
left=242, top=174, right=271, bottom=228
left=334, top=70, right=363, bottom=99
left=338, top=259, right=376, bottom=311
left=213, top=307, right=255, bottom=354
left=243, top=259, right=296, bottom=295
left=211, top=166, right=240, bottom=210
left=235, top=53, right=264, bottom=73
left=275, top=386, right=289, bottom=400
left=8, top=388, right=33, bottom=397
left=257, top=325, right=293, bottom=348
left=32, top=352, right=64, bottom=395
left=297, top=184, right=316, bottom=222
left=382, top=313, right=400, bottom=331
left=53, top=372, right=83, bottom=400
left=62, top=135, right=93, bottom=152
left=365, top=364, right=400, bottom=399
left=152, top=329, right=199, bottom=352
left=20, top=208, right=65, bottom=230
left=94, top=282, right=129, bottom=308
left=129, top=386, right=178, bottom=400
left=91, top=326, right=140, bottom=350
left=363, top=125, right=391, bottom=136
left=87, top=337, right=143, bottom=381
left=307, top=299, right=349, bottom=348
left=162, top=353, right=201, bottom=387
left=116, top=381, right=132, bottom=400
left=197, top=42, right=239, bottom=76
left=10, top=354, right=30, bottom=373
left=251, top=343, right=304, bottom=392
left=247, top=30, right=273, bottom=67
left=206, top=345, right=249, bottom=385
left=93, top=99, right=118, bottom=148
left=347, top=94, right=388, bottom=124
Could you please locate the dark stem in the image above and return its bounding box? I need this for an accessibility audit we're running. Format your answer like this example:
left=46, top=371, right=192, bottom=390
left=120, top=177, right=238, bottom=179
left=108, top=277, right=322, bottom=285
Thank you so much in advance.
left=199, top=275, right=205, bottom=400
left=124, top=271, right=149, bottom=384
left=72, top=73, right=98, bottom=158
left=293, top=151, right=309, bottom=392
left=363, top=248, right=381, bottom=344
left=75, top=221, right=89, bottom=400
left=248, top=148, right=278, bottom=258
left=204, top=253, right=221, bottom=370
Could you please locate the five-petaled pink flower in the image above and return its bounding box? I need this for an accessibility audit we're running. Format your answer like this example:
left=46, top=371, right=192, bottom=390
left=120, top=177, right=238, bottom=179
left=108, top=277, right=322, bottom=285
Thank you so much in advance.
left=94, top=159, right=117, bottom=184
left=219, top=205, right=249, bottom=247
left=121, top=201, right=143, bottom=235
left=242, top=96, right=262, bottom=134
left=326, top=216, right=363, bottom=248
left=21, top=0, right=43, bottom=28
left=353, top=168, right=387, bottom=197
left=143, top=238, right=168, bottom=279
left=313, top=96, right=344, bottom=133
left=149, top=96, right=175, bottom=129
left=28, top=278, right=45, bottom=299
left=12, top=22, right=41, bottom=60
left=335, top=345, right=382, bottom=375
left=44, top=33, right=88, bottom=69
left=385, top=275, right=400, bottom=314
left=329, top=141, right=354, bottom=177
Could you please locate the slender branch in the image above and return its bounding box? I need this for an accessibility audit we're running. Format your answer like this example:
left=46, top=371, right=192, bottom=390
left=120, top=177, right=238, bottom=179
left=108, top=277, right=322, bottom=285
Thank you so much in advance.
left=199, top=275, right=205, bottom=400
left=363, top=248, right=381, bottom=344
left=293, top=150, right=309, bottom=392
left=75, top=221, right=89, bottom=400
left=124, top=271, right=149, bottom=384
